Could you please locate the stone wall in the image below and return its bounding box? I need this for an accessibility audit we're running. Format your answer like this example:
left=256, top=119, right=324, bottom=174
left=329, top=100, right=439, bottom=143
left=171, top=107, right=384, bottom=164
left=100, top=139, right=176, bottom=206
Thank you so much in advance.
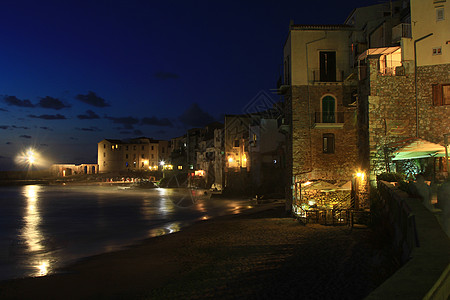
left=290, top=84, right=358, bottom=182
left=361, top=59, right=450, bottom=183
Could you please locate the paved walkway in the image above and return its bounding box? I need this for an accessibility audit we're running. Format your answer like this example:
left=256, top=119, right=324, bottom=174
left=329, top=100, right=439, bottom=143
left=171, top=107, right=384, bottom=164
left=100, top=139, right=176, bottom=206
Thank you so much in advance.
left=0, top=203, right=397, bottom=299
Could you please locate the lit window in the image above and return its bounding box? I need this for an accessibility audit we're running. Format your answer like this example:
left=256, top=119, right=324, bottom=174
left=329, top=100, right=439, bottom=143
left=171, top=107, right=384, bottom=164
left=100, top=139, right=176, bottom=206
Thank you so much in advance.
left=178, top=165, right=183, bottom=170
left=323, top=133, right=335, bottom=154
left=111, top=145, right=114, bottom=150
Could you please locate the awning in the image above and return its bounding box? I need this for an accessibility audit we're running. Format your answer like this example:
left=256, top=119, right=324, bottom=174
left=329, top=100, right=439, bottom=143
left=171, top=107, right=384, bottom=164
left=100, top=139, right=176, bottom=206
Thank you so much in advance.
left=358, top=46, right=401, bottom=61
left=392, top=138, right=446, bottom=160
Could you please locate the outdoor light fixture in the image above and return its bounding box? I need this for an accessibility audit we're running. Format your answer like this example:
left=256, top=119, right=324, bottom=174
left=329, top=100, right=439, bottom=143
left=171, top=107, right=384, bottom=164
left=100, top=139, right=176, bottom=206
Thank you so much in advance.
left=356, top=172, right=365, bottom=180
left=160, top=161, right=165, bottom=166
left=228, top=157, right=234, bottom=163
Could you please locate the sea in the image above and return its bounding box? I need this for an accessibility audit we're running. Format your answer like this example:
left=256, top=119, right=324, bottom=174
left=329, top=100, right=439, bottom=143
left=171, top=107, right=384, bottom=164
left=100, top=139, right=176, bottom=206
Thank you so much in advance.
left=0, top=184, right=252, bottom=281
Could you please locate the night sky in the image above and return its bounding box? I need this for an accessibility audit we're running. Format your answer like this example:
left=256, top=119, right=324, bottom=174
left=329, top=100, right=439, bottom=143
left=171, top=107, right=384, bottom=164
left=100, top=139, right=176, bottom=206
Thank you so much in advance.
left=0, top=0, right=381, bottom=170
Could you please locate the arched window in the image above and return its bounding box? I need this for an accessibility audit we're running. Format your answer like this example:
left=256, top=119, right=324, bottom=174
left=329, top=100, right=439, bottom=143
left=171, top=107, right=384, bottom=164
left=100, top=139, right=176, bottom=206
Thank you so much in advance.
left=322, top=96, right=336, bottom=123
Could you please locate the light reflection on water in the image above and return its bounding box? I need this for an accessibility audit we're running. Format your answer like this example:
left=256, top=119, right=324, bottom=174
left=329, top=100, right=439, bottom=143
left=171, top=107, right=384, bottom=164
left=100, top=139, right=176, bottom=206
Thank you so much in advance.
left=21, top=185, right=51, bottom=277
left=0, top=185, right=253, bottom=281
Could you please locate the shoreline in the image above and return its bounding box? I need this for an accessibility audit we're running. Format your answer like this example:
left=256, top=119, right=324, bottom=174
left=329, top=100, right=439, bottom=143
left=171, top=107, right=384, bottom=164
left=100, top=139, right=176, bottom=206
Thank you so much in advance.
left=0, top=201, right=394, bottom=299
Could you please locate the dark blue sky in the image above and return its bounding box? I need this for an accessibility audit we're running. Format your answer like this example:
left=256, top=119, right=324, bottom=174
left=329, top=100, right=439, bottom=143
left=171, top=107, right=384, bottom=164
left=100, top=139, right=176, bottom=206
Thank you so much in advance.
left=0, top=0, right=381, bottom=170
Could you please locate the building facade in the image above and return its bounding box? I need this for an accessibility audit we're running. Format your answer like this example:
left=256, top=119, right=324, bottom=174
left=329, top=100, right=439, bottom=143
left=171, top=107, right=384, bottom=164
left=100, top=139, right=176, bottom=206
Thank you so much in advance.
left=282, top=24, right=359, bottom=210
left=97, top=138, right=171, bottom=173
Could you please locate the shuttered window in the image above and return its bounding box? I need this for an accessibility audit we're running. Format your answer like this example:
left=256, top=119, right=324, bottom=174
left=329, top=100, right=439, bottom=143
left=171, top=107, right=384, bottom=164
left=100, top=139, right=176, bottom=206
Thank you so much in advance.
left=433, top=84, right=450, bottom=106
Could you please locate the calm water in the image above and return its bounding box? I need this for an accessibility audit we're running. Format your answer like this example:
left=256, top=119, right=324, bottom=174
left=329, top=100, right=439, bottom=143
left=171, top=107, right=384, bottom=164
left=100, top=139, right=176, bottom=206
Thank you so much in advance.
left=0, top=184, right=252, bottom=281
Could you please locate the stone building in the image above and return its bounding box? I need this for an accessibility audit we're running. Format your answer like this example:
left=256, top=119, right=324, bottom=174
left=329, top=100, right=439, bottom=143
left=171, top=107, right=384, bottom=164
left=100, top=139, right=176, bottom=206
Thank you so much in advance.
left=282, top=23, right=359, bottom=210
left=97, top=138, right=171, bottom=173
left=357, top=0, right=450, bottom=185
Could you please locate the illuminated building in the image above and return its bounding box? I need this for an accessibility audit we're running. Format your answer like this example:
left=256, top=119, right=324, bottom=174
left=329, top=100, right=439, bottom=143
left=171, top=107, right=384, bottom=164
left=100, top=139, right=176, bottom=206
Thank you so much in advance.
left=97, top=138, right=171, bottom=173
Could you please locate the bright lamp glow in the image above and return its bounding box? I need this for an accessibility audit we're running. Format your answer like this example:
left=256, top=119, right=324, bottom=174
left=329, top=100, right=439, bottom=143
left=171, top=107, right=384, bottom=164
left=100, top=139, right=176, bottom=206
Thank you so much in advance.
left=15, top=147, right=47, bottom=169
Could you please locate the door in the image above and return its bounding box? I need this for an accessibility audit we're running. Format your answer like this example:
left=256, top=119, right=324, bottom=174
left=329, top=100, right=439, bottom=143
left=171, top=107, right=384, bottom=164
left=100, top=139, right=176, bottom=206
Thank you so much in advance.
left=319, top=51, right=336, bottom=82
left=322, top=96, right=336, bottom=123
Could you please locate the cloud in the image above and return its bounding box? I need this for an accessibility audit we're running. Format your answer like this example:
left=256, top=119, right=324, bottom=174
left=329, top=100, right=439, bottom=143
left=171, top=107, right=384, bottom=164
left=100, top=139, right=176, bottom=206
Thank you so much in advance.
left=0, top=125, right=9, bottom=130
left=3, top=95, right=34, bottom=107
left=179, top=103, right=216, bottom=127
left=12, top=125, right=29, bottom=129
left=105, top=116, right=139, bottom=129
left=154, top=71, right=179, bottom=80
left=134, top=129, right=143, bottom=135
left=75, top=91, right=109, bottom=107
left=77, top=110, right=100, bottom=119
left=19, top=135, right=32, bottom=139
left=141, top=116, right=173, bottom=127
left=0, top=108, right=8, bottom=112
left=28, top=114, right=66, bottom=120
left=38, top=96, right=70, bottom=110
left=75, top=126, right=101, bottom=132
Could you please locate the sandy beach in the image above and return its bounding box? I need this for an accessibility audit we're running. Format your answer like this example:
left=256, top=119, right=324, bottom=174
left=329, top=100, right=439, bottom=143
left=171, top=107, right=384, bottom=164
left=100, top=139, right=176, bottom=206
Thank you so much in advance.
left=0, top=201, right=395, bottom=299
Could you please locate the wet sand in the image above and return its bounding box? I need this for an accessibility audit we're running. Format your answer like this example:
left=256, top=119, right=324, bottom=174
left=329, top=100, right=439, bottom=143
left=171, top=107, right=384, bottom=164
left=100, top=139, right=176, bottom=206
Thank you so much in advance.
left=0, top=202, right=394, bottom=299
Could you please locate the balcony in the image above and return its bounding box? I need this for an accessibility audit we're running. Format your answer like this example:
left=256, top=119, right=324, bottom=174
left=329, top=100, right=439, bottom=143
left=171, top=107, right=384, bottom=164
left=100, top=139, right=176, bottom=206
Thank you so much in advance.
left=311, top=69, right=345, bottom=84
left=312, top=111, right=345, bottom=129
left=392, top=23, right=412, bottom=43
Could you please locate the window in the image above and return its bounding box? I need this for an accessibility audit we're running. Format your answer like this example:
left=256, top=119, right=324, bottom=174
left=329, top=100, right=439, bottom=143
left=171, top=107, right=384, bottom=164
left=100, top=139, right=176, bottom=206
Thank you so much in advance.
left=432, top=84, right=450, bottom=106
left=141, top=154, right=144, bottom=159
left=126, top=146, right=128, bottom=150
left=323, top=133, right=335, bottom=154
left=322, top=96, right=336, bottom=123
left=178, top=165, right=183, bottom=170
left=103, top=152, right=106, bottom=157
left=126, top=162, right=128, bottom=167
left=319, top=51, right=336, bottom=82
left=126, top=154, right=128, bottom=159
left=142, top=146, right=145, bottom=150
left=103, top=144, right=106, bottom=149
left=436, top=7, right=445, bottom=21
left=133, top=154, right=136, bottom=159
left=133, top=146, right=136, bottom=150
left=234, top=140, right=239, bottom=147
left=151, top=154, right=154, bottom=159
left=151, top=146, right=154, bottom=150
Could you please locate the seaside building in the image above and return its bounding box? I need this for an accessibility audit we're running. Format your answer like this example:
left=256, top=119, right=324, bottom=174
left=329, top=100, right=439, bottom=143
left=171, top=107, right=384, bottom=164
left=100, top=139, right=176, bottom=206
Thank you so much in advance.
left=356, top=0, right=450, bottom=187
left=97, top=138, right=171, bottom=173
left=281, top=22, right=359, bottom=210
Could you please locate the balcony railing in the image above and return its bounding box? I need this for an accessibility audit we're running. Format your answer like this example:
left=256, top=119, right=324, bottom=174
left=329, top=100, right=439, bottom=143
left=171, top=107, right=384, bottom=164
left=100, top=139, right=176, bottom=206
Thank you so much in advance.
left=392, top=23, right=412, bottom=43
left=312, top=111, right=345, bottom=128
left=311, top=69, right=345, bottom=83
